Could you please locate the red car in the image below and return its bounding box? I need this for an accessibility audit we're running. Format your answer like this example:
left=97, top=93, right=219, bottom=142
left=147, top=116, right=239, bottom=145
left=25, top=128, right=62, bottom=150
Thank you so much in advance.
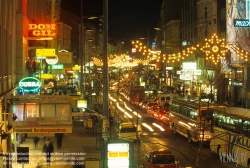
left=143, top=150, right=180, bottom=168
left=147, top=105, right=162, bottom=116
left=154, top=109, right=167, bottom=119
left=144, top=102, right=158, bottom=112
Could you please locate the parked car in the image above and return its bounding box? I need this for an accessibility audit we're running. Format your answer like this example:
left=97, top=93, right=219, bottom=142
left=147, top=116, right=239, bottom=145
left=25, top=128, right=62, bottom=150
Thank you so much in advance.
left=143, top=150, right=180, bottom=168
left=72, top=108, right=99, bottom=121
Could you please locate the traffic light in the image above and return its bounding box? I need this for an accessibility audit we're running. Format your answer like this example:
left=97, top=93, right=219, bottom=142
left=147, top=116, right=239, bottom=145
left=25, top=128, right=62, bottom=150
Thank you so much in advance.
left=109, top=116, right=114, bottom=127
left=7, top=124, right=12, bottom=130
left=1, top=130, right=8, bottom=140
left=12, top=114, right=17, bottom=121
left=99, top=16, right=103, bottom=34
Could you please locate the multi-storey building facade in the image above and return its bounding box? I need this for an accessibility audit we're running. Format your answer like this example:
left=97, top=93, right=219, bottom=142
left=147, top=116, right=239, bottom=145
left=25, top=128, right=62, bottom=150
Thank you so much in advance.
left=0, top=0, right=63, bottom=165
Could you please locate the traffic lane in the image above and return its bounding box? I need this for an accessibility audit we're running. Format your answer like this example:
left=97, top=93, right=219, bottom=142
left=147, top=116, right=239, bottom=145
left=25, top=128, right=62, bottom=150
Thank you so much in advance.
left=118, top=100, right=234, bottom=167
left=140, top=125, right=231, bottom=168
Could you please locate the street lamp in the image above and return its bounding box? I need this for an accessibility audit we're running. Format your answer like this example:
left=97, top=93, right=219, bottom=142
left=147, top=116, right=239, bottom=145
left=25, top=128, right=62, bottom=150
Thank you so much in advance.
left=80, top=0, right=84, bottom=98
left=87, top=38, right=94, bottom=108
left=103, top=0, right=109, bottom=118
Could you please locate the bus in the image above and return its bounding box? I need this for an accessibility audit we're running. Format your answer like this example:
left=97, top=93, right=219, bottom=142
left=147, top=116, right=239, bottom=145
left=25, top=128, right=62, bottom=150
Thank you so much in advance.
left=169, top=99, right=224, bottom=143
left=210, top=107, right=250, bottom=167
left=129, top=85, right=145, bottom=105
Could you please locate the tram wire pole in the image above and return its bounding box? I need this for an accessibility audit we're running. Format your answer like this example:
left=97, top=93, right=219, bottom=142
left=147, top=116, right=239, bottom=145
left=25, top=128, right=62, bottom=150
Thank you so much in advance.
left=196, top=94, right=210, bottom=168
left=102, top=0, right=109, bottom=167
left=136, top=111, right=139, bottom=168
left=195, top=96, right=201, bottom=168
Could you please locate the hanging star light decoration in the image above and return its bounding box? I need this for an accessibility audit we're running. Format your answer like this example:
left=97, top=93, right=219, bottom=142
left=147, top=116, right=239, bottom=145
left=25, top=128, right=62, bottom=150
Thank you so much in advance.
left=199, top=34, right=228, bottom=64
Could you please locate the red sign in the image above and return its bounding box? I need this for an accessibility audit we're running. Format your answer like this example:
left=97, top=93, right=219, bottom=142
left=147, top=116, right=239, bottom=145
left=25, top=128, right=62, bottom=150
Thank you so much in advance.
left=28, top=24, right=56, bottom=37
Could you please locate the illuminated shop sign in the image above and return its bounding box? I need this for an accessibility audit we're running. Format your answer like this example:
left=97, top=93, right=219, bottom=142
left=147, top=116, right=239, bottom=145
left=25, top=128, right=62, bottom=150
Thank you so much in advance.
left=107, top=142, right=131, bottom=168
left=51, top=64, right=64, bottom=70
left=182, top=62, right=197, bottom=70
left=19, top=77, right=41, bottom=91
left=36, top=49, right=55, bottom=57
left=234, top=19, right=250, bottom=27
left=28, top=24, right=56, bottom=37
left=46, top=55, right=58, bottom=64
left=77, top=100, right=87, bottom=108
left=13, top=127, right=72, bottom=133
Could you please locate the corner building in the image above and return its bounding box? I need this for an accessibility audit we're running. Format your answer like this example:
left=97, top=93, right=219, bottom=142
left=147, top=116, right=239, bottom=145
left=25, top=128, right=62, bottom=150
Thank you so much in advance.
left=0, top=1, right=66, bottom=167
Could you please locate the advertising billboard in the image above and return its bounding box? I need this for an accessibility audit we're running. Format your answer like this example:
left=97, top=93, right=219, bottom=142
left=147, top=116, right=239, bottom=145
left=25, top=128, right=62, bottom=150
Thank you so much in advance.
left=106, top=141, right=133, bottom=168
left=227, top=0, right=250, bottom=64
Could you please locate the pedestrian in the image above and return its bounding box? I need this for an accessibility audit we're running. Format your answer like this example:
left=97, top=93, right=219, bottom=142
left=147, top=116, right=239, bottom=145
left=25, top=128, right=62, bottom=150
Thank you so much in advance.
left=42, top=138, right=54, bottom=166
left=238, top=98, right=243, bottom=107
left=56, top=133, right=64, bottom=149
left=34, top=137, right=39, bottom=149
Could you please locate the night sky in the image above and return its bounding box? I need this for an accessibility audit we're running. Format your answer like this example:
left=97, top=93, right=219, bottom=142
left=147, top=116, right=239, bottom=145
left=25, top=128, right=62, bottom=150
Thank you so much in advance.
left=60, top=0, right=163, bottom=46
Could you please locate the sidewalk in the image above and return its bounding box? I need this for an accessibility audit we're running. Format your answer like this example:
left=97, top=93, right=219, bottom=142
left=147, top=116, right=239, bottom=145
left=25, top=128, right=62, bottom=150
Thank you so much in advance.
left=11, top=121, right=102, bottom=168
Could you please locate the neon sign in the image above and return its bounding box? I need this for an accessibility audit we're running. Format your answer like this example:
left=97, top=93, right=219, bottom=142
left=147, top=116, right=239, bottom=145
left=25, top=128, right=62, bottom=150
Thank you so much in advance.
left=46, top=56, right=58, bottom=64
left=28, top=24, right=56, bottom=37
left=234, top=19, right=250, bottom=27
left=19, top=77, right=41, bottom=91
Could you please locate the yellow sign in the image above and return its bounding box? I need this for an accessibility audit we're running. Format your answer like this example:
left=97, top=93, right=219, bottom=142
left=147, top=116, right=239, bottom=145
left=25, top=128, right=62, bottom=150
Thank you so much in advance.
left=119, top=152, right=129, bottom=158
left=77, top=99, right=87, bottom=108
left=88, top=119, right=93, bottom=128
left=38, top=73, right=53, bottom=79
left=13, top=126, right=72, bottom=133
left=108, top=152, right=118, bottom=158
left=72, top=65, right=80, bottom=71
left=36, top=49, right=55, bottom=57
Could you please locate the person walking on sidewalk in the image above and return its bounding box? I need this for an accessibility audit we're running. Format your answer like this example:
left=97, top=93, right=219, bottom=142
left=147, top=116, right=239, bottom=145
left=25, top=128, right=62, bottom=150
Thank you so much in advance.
left=56, top=133, right=64, bottom=149
left=42, top=138, right=54, bottom=166
left=34, top=137, right=39, bottom=149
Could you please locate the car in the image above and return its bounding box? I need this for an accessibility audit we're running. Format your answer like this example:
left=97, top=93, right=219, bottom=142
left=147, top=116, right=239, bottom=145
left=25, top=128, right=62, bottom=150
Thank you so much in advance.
left=147, top=105, right=162, bottom=116
left=154, top=108, right=167, bottom=119
left=143, top=150, right=180, bottom=168
left=139, top=100, right=148, bottom=109
left=117, top=121, right=141, bottom=143
left=144, top=102, right=158, bottom=112
left=160, top=112, right=173, bottom=123
left=72, top=108, right=99, bottom=121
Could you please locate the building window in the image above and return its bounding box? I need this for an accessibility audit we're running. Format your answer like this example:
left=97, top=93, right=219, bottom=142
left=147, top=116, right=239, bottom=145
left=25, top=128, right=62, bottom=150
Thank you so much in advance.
left=205, top=7, right=208, bottom=18
left=205, top=30, right=208, bottom=38
left=236, top=68, right=244, bottom=82
left=26, top=104, right=39, bottom=118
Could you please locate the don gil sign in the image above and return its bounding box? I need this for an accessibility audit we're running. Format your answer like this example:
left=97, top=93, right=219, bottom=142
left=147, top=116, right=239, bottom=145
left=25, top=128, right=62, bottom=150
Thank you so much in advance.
left=19, top=77, right=41, bottom=91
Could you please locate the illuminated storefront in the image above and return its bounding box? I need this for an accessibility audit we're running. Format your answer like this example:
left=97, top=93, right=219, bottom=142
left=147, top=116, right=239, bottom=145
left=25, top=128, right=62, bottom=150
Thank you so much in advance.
left=9, top=95, right=72, bottom=137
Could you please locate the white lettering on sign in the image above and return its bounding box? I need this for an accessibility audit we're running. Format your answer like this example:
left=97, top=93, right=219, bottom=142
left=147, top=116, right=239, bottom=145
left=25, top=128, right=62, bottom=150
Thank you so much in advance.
left=40, top=95, right=70, bottom=103
left=177, top=70, right=201, bottom=75
left=55, top=97, right=70, bottom=101
left=234, top=19, right=250, bottom=27
left=19, top=82, right=41, bottom=87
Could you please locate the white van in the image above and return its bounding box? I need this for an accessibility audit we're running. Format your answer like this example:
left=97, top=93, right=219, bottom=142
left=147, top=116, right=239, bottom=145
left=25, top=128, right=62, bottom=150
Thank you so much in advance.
left=72, top=108, right=99, bottom=120
left=155, top=94, right=171, bottom=106
left=118, top=121, right=141, bottom=143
